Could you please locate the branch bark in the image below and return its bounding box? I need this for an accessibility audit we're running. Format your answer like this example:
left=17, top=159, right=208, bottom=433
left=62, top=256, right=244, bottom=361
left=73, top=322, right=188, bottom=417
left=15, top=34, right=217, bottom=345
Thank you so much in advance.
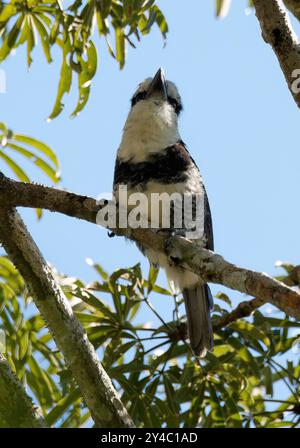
left=212, top=268, right=300, bottom=330
left=0, top=353, right=46, bottom=428
left=253, top=0, right=300, bottom=107
left=0, top=173, right=299, bottom=321
left=0, top=204, right=134, bottom=428
left=281, top=265, right=300, bottom=287
left=284, top=0, right=300, bottom=22
left=164, top=235, right=300, bottom=320
left=213, top=298, right=265, bottom=330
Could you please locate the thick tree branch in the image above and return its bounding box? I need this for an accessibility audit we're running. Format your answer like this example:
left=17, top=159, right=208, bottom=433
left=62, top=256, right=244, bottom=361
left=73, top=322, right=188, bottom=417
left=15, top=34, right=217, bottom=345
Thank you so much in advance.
left=0, top=173, right=299, bottom=321
left=164, top=235, right=300, bottom=319
left=0, top=173, right=99, bottom=224
left=0, top=353, right=46, bottom=428
left=213, top=268, right=300, bottom=330
left=0, top=205, right=134, bottom=428
left=253, top=0, right=300, bottom=107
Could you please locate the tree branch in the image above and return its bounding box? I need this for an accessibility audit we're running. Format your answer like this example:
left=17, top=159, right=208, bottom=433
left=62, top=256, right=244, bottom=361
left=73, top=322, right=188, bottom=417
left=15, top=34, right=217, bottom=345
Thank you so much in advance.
left=253, top=0, right=300, bottom=107
left=213, top=267, right=300, bottom=330
left=0, top=204, right=134, bottom=428
left=281, top=265, right=300, bottom=287
left=0, top=353, right=46, bottom=428
left=164, top=235, right=300, bottom=319
left=0, top=173, right=299, bottom=321
left=213, top=298, right=265, bottom=330
left=284, top=0, right=300, bottom=22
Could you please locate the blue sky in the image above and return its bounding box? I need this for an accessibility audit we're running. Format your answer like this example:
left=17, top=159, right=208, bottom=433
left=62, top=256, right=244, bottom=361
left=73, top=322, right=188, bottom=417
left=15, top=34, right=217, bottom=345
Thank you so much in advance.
left=1, top=1, right=300, bottom=329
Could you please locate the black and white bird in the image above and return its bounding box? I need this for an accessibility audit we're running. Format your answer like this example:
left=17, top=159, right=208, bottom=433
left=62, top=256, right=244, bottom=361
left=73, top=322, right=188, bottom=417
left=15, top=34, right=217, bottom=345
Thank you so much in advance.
left=113, top=68, right=214, bottom=357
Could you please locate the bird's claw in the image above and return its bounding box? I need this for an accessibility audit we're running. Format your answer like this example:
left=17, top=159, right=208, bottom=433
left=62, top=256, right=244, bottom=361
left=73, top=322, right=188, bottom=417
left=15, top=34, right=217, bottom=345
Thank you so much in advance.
left=156, top=228, right=186, bottom=237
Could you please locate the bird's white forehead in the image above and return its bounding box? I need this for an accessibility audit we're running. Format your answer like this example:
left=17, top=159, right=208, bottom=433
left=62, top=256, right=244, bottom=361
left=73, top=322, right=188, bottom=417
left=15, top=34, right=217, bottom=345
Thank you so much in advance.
left=134, top=77, right=181, bottom=103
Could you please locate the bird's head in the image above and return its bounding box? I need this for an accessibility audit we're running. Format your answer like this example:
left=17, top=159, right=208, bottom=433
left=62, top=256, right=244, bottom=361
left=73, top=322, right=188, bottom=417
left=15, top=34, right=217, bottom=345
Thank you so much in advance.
left=119, top=69, right=183, bottom=162
left=130, top=68, right=182, bottom=117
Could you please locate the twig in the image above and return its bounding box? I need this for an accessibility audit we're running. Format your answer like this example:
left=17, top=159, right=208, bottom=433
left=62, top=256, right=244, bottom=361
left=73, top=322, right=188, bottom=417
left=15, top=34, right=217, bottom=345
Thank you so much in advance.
left=213, top=297, right=265, bottom=330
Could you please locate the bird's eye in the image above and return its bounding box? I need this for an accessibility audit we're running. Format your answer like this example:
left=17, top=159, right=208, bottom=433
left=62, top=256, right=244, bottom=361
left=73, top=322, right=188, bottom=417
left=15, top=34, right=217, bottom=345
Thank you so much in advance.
left=131, top=91, right=147, bottom=107
left=167, top=96, right=182, bottom=115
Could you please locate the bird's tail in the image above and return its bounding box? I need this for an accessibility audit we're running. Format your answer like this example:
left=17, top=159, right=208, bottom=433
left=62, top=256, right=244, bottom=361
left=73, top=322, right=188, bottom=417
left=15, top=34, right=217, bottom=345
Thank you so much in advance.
left=182, top=284, right=214, bottom=357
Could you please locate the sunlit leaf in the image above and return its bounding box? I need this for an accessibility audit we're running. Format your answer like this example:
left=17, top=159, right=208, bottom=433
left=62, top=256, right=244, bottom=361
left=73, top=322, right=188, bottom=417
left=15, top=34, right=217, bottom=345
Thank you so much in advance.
left=31, top=14, right=52, bottom=63
left=71, top=41, right=97, bottom=117
left=216, top=0, right=232, bottom=19
left=0, top=150, right=30, bottom=182
left=115, top=27, right=125, bottom=69
left=48, top=41, right=72, bottom=120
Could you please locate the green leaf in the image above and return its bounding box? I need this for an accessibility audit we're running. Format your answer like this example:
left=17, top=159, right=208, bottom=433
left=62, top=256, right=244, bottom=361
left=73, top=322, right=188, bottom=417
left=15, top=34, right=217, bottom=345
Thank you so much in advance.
left=145, top=376, right=160, bottom=401
left=212, top=344, right=234, bottom=358
left=0, top=150, right=30, bottom=182
left=45, top=388, right=82, bottom=426
left=0, top=122, right=8, bottom=134
left=19, top=331, right=30, bottom=360
left=229, top=320, right=270, bottom=347
left=71, top=41, right=97, bottom=117
left=13, top=134, right=59, bottom=169
left=115, top=27, right=125, bottom=69
left=0, top=4, right=17, bottom=23
left=48, top=41, right=72, bottom=120
left=31, top=14, right=52, bottom=63
left=215, top=292, right=232, bottom=306
left=152, top=5, right=168, bottom=39
left=147, top=264, right=159, bottom=294
left=264, top=365, right=274, bottom=396
left=26, top=16, right=35, bottom=67
left=96, top=4, right=109, bottom=35
left=27, top=356, right=57, bottom=408
left=0, top=14, right=25, bottom=61
left=145, top=282, right=172, bottom=296
left=7, top=143, right=60, bottom=183
left=74, top=288, right=116, bottom=320
left=216, top=0, right=231, bottom=19
left=89, top=261, right=109, bottom=282
left=163, top=374, right=180, bottom=425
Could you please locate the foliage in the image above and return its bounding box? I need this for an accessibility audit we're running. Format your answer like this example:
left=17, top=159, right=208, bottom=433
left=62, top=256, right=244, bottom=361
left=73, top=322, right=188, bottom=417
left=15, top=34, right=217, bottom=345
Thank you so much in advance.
left=0, top=0, right=298, bottom=118
left=0, top=1, right=168, bottom=118
left=0, top=256, right=87, bottom=427
left=0, top=122, right=60, bottom=217
left=1, top=256, right=299, bottom=428
left=0, top=122, right=60, bottom=183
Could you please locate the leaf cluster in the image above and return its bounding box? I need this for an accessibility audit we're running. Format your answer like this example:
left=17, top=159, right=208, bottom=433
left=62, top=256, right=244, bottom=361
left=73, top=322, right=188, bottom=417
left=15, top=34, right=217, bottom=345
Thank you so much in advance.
left=1, top=256, right=299, bottom=427
left=0, top=1, right=168, bottom=117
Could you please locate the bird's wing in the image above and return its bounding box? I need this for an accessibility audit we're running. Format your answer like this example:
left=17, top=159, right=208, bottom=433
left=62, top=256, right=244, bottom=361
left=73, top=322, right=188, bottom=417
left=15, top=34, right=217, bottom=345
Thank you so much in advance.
left=203, top=186, right=214, bottom=251
left=178, top=140, right=214, bottom=251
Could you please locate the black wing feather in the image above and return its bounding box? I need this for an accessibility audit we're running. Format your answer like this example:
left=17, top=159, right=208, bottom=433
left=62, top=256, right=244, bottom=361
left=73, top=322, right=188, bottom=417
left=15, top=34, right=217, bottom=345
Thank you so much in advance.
left=179, top=141, right=214, bottom=251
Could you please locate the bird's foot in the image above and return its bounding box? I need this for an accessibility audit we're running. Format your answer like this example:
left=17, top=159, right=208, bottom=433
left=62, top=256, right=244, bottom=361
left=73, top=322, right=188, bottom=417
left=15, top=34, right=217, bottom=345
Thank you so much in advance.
left=156, top=228, right=186, bottom=237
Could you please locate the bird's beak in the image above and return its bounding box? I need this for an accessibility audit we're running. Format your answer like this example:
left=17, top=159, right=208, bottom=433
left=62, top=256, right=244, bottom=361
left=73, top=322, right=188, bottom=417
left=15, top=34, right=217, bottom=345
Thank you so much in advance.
left=146, top=68, right=167, bottom=100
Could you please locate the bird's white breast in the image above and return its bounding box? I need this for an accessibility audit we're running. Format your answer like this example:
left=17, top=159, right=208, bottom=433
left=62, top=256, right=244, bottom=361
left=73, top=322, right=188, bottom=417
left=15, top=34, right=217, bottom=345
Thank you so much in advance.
left=117, top=99, right=180, bottom=163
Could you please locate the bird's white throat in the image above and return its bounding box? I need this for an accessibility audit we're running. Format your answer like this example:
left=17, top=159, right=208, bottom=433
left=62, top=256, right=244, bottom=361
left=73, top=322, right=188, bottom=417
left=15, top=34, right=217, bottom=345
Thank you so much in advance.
left=117, top=99, right=181, bottom=163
